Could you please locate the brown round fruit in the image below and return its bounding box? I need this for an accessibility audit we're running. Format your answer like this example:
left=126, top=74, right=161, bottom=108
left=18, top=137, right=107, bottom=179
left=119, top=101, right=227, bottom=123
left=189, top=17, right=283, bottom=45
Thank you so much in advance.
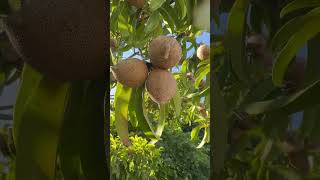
left=197, top=44, right=210, bottom=60
left=111, top=58, right=148, bottom=87
left=146, top=69, right=177, bottom=104
left=0, top=0, right=107, bottom=81
left=128, top=0, right=144, bottom=8
left=149, top=36, right=182, bottom=69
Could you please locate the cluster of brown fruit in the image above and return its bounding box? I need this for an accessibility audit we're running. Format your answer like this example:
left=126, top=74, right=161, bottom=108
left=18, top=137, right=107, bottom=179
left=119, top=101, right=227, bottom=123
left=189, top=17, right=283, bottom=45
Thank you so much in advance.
left=111, top=36, right=182, bottom=104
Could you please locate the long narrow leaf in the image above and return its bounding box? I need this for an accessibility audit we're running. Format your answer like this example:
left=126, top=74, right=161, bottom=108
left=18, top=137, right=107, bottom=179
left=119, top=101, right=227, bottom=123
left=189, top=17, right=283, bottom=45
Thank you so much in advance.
left=226, top=0, right=250, bottom=83
left=79, top=79, right=108, bottom=180
left=243, top=80, right=320, bottom=115
left=132, top=87, right=156, bottom=138
left=15, top=78, right=71, bottom=180
left=212, top=78, right=228, bottom=174
left=13, top=64, right=41, bottom=144
left=272, top=7, right=320, bottom=86
left=59, top=82, right=86, bottom=180
left=280, top=0, right=320, bottom=18
left=114, top=83, right=132, bottom=146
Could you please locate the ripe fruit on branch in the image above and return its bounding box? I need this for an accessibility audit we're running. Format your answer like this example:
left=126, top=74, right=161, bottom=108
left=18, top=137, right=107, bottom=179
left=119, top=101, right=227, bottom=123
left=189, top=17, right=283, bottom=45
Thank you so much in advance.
left=146, top=69, right=177, bottom=104
left=128, top=0, right=144, bottom=8
left=149, top=36, right=182, bottom=69
left=111, top=58, right=148, bottom=88
left=196, top=44, right=210, bottom=60
left=1, top=0, right=107, bottom=81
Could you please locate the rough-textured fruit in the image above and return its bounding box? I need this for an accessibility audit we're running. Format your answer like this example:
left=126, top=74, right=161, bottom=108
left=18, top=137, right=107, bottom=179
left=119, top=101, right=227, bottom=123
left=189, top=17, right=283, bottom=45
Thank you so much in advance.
left=149, top=36, right=182, bottom=69
left=111, top=58, right=148, bottom=87
left=0, top=0, right=107, bottom=81
left=146, top=69, right=177, bottom=104
left=128, top=0, right=144, bottom=8
left=197, top=44, right=210, bottom=60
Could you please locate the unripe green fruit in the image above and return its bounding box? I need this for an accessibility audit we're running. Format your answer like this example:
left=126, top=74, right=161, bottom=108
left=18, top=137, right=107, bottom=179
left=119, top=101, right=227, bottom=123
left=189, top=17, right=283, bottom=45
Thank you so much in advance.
left=149, top=36, right=182, bottom=69
left=111, top=58, right=148, bottom=87
left=0, top=0, right=107, bottom=81
left=146, top=69, right=177, bottom=104
left=196, top=44, right=210, bottom=60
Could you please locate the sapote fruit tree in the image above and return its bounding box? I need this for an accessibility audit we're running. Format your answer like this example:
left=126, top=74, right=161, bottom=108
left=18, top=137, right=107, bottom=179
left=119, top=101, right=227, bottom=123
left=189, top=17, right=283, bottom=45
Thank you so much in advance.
left=110, top=1, right=211, bottom=177
left=0, top=0, right=109, bottom=179
left=212, top=0, right=320, bottom=179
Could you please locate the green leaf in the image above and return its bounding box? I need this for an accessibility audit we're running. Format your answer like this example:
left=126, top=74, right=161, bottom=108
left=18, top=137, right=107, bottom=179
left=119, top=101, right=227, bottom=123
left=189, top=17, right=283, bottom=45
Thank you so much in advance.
left=243, top=80, right=320, bottom=115
left=195, top=64, right=210, bottom=88
left=149, top=0, right=166, bottom=11
left=114, top=83, right=132, bottom=146
left=272, top=7, right=320, bottom=86
left=212, top=78, right=229, bottom=174
left=131, top=87, right=156, bottom=139
left=280, top=0, right=320, bottom=18
left=8, top=0, right=21, bottom=12
left=79, top=79, right=108, bottom=179
left=197, top=127, right=208, bottom=148
left=149, top=103, right=168, bottom=144
left=191, top=126, right=202, bottom=141
left=226, top=0, right=250, bottom=83
left=144, top=11, right=161, bottom=34
left=172, top=88, right=181, bottom=117
left=176, top=0, right=187, bottom=19
left=155, top=103, right=168, bottom=138
left=15, top=78, right=71, bottom=180
left=59, top=82, right=86, bottom=180
left=242, top=78, right=276, bottom=104
left=301, top=34, right=320, bottom=138
left=13, top=64, right=41, bottom=146
left=159, top=7, right=175, bottom=33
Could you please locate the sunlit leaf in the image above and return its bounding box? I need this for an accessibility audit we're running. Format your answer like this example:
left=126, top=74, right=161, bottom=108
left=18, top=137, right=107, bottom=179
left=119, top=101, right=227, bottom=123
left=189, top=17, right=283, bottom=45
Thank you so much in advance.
left=149, top=0, right=166, bottom=11
left=114, top=83, right=132, bottom=146
left=272, top=7, right=320, bottom=86
left=172, top=88, right=182, bottom=117
left=13, top=64, right=41, bottom=145
left=16, top=78, right=71, bottom=180
left=144, top=11, right=161, bottom=33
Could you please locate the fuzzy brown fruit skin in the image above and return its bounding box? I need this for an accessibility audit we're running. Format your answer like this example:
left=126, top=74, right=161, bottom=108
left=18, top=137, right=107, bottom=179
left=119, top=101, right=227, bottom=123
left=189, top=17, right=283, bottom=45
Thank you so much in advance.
left=0, top=0, right=107, bottom=81
left=111, top=58, right=148, bottom=88
left=128, top=0, right=144, bottom=8
left=196, top=44, right=210, bottom=60
left=149, top=36, right=182, bottom=69
left=146, top=69, right=177, bottom=104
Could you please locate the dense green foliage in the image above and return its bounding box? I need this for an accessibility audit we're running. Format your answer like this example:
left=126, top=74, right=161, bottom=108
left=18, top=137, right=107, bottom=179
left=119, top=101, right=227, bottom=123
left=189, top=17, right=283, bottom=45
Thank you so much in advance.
left=213, top=0, right=320, bottom=179
left=110, top=130, right=210, bottom=180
